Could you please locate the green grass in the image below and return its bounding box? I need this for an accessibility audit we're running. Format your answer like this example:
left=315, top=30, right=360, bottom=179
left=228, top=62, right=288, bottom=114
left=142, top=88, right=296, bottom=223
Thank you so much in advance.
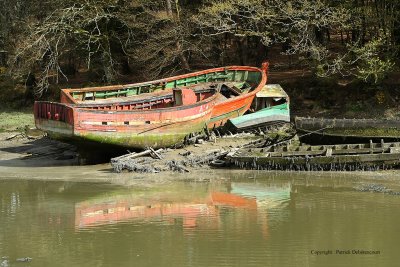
left=0, top=108, right=34, bottom=132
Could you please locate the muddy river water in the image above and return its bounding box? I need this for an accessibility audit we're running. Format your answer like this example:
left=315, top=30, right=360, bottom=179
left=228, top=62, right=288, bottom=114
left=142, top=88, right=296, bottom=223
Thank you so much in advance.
left=1, top=169, right=400, bottom=267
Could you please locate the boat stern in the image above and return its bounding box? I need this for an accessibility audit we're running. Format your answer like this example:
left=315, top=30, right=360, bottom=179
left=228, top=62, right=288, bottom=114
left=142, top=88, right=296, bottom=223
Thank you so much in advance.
left=34, top=101, right=75, bottom=139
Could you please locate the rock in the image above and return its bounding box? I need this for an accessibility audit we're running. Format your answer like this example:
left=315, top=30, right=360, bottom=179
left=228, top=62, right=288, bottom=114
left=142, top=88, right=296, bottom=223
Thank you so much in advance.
left=205, top=149, right=221, bottom=154
left=16, top=257, right=32, bottom=262
left=179, top=151, right=191, bottom=156
left=24, top=126, right=44, bottom=137
left=1, top=259, right=9, bottom=267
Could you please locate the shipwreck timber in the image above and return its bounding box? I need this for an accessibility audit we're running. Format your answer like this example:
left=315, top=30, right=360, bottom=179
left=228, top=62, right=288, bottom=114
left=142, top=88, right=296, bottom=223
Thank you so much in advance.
left=295, top=117, right=400, bottom=144
left=227, top=140, right=400, bottom=171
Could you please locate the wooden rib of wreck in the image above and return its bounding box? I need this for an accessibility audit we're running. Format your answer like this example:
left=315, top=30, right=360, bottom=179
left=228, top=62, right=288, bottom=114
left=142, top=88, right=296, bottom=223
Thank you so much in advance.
left=34, top=88, right=217, bottom=149
left=227, top=141, right=400, bottom=171
left=224, top=84, right=290, bottom=133
left=295, top=117, right=400, bottom=144
left=59, top=63, right=269, bottom=129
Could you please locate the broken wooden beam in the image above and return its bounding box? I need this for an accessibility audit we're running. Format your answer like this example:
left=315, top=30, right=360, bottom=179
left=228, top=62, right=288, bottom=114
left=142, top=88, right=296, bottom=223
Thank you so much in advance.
left=149, top=147, right=163, bottom=159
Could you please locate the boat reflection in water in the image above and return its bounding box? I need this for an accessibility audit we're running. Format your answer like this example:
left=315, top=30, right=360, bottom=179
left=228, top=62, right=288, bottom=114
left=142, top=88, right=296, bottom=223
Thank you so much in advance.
left=75, top=182, right=291, bottom=233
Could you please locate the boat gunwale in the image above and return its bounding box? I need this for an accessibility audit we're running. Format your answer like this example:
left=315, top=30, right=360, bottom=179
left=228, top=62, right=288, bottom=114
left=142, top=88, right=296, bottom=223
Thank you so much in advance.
left=61, top=65, right=266, bottom=104
left=36, top=89, right=217, bottom=117
left=71, top=88, right=216, bottom=108
left=215, top=66, right=267, bottom=105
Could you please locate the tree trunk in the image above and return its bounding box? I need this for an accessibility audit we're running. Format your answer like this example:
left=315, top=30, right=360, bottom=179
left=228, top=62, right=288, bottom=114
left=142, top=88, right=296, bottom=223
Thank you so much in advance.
left=340, top=31, right=344, bottom=45
left=237, top=37, right=248, bottom=65
left=166, top=0, right=190, bottom=71
left=176, top=41, right=190, bottom=70
left=166, top=0, right=173, bottom=17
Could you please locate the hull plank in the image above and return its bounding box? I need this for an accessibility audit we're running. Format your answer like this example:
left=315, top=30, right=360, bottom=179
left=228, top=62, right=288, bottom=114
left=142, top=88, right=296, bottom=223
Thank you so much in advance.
left=225, top=103, right=290, bottom=132
left=228, top=141, right=400, bottom=171
left=295, top=117, right=400, bottom=144
left=35, top=64, right=269, bottom=149
left=35, top=89, right=216, bottom=149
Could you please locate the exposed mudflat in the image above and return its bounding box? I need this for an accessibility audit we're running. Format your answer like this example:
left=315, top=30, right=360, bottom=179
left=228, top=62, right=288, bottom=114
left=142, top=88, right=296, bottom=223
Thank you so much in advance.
left=2, top=131, right=400, bottom=190
left=110, top=133, right=267, bottom=173
left=0, top=131, right=264, bottom=185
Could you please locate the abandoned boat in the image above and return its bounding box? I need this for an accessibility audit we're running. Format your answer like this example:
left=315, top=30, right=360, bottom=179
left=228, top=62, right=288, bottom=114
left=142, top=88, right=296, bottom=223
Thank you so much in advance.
left=59, top=63, right=269, bottom=129
left=224, top=84, right=290, bottom=133
left=34, top=88, right=217, bottom=149
left=295, top=117, right=400, bottom=144
left=227, top=140, right=400, bottom=171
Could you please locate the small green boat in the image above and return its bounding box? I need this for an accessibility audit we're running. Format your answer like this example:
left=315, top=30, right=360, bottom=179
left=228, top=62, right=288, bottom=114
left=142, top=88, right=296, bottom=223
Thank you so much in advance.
left=224, top=84, right=290, bottom=132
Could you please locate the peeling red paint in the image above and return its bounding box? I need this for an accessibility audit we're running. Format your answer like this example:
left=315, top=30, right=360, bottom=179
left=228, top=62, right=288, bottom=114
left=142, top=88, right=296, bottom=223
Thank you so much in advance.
left=34, top=64, right=269, bottom=148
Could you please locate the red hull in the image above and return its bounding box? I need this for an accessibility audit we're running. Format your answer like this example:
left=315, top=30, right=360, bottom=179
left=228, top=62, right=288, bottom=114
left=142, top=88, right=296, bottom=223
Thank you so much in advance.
left=35, top=89, right=217, bottom=149
left=34, top=63, right=269, bottom=148
left=208, top=64, right=269, bottom=129
left=59, top=64, right=269, bottom=129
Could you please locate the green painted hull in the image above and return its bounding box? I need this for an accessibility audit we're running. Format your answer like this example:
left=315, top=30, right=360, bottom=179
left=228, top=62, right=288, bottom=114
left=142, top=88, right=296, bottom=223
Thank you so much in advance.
left=36, top=118, right=206, bottom=149
left=226, top=103, right=290, bottom=132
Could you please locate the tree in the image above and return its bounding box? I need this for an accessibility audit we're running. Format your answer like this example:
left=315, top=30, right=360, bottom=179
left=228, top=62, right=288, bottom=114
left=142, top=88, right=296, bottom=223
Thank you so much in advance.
left=2, top=0, right=399, bottom=99
left=9, top=0, right=134, bottom=95
left=129, top=0, right=207, bottom=78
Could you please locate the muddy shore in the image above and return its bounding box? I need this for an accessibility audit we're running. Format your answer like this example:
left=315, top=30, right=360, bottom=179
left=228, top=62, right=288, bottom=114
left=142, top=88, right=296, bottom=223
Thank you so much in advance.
left=0, top=131, right=268, bottom=183
left=2, top=131, right=400, bottom=190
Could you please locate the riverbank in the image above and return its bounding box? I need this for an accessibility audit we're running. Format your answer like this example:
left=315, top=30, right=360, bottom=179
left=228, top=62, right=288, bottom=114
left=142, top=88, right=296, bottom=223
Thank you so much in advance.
left=0, top=108, right=34, bottom=132
left=2, top=129, right=400, bottom=190
left=1, top=70, right=400, bottom=182
left=1, top=111, right=400, bottom=183
left=0, top=129, right=269, bottom=180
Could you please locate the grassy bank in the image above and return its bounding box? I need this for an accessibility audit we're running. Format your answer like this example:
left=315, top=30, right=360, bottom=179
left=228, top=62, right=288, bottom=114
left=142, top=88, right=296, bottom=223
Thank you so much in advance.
left=0, top=108, right=34, bottom=132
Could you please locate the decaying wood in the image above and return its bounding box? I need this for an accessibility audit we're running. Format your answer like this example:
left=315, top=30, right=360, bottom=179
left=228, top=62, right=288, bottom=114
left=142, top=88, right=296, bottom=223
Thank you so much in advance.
left=5, top=133, right=23, bottom=140
left=111, top=148, right=164, bottom=173
left=229, top=140, right=400, bottom=171
left=110, top=124, right=293, bottom=173
left=111, top=149, right=151, bottom=162
left=166, top=160, right=189, bottom=173
left=149, top=147, right=163, bottom=159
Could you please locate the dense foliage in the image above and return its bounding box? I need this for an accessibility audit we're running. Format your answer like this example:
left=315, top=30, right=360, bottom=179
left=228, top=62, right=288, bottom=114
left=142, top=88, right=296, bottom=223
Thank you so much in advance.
left=0, top=0, right=399, bottom=96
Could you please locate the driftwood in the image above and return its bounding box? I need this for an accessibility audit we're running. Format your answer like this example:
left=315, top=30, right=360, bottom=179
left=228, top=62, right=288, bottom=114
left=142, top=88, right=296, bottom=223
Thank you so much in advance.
left=166, top=160, right=189, bottom=172
left=110, top=148, right=163, bottom=173
left=112, top=157, right=159, bottom=173
left=149, top=147, right=163, bottom=159
left=5, top=133, right=23, bottom=140
left=110, top=124, right=292, bottom=173
left=111, top=149, right=162, bottom=162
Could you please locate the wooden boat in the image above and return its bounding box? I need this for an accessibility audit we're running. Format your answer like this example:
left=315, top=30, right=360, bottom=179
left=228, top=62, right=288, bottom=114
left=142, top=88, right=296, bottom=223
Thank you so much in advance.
left=59, top=63, right=269, bottom=129
left=227, top=141, right=400, bottom=171
left=295, top=117, right=400, bottom=144
left=34, top=88, right=217, bottom=149
left=224, top=84, right=290, bottom=133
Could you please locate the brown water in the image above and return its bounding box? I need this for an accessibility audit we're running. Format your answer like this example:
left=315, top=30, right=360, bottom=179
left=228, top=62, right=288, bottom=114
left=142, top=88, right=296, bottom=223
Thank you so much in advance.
left=1, top=172, right=399, bottom=267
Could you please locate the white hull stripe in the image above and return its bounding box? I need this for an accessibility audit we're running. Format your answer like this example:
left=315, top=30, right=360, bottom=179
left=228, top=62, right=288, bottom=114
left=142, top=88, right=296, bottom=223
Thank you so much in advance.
left=80, top=109, right=212, bottom=126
